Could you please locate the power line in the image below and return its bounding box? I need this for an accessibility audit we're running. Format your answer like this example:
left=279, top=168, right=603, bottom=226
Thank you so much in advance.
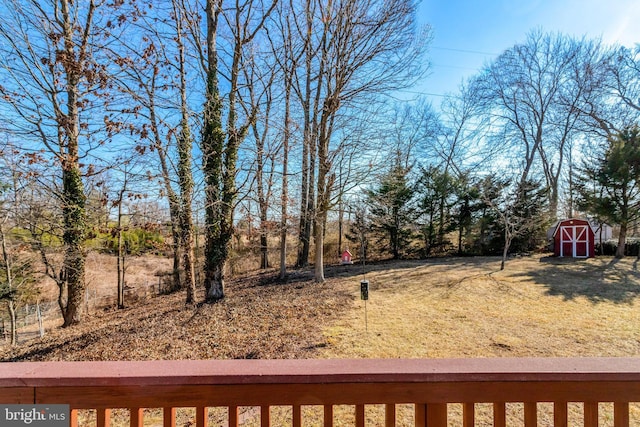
left=431, top=63, right=480, bottom=71
left=431, top=46, right=500, bottom=56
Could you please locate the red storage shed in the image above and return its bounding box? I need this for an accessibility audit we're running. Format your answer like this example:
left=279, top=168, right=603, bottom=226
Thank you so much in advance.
left=551, top=218, right=595, bottom=258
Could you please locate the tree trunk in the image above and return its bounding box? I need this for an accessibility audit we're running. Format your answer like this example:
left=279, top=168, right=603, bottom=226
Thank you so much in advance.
left=297, top=133, right=314, bottom=267
left=260, top=233, right=269, bottom=269
left=501, top=230, right=512, bottom=271
left=117, top=197, right=125, bottom=309
left=202, top=0, right=226, bottom=302
left=8, top=300, right=16, bottom=346
left=174, top=0, right=197, bottom=304
left=181, top=223, right=196, bottom=304
left=257, top=156, right=269, bottom=269
left=616, top=222, right=627, bottom=258
left=37, top=301, right=44, bottom=338
left=1, top=226, right=17, bottom=345
left=205, top=265, right=225, bottom=300
left=171, top=230, right=181, bottom=292
left=60, top=0, right=88, bottom=327
left=61, top=165, right=87, bottom=327
left=279, top=58, right=292, bottom=280
left=296, top=0, right=318, bottom=268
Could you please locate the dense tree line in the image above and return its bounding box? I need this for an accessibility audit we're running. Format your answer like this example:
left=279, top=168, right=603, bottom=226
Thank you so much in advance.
left=0, top=0, right=639, bottom=330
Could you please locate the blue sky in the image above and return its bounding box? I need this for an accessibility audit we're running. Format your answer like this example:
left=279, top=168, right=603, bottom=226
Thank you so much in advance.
left=414, top=0, right=640, bottom=100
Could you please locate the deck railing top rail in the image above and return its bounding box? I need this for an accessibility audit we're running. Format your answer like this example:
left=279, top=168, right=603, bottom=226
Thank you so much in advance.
left=1, top=357, right=640, bottom=388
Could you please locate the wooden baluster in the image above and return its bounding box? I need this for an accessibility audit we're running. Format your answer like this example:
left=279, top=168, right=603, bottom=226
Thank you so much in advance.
left=261, top=405, right=270, bottom=427
left=97, top=408, right=111, bottom=427
left=493, top=402, right=506, bottom=427
left=463, top=403, right=475, bottom=427
left=385, top=404, right=396, bottom=427
left=614, top=402, right=630, bottom=427
left=196, top=406, right=208, bottom=427
left=427, top=403, right=447, bottom=427
left=554, top=401, right=568, bottom=427
left=355, top=404, right=365, bottom=427
left=584, top=402, right=598, bottom=427
left=69, top=409, right=78, bottom=427
left=415, top=404, right=426, bottom=427
left=130, top=408, right=143, bottom=427
left=324, top=405, right=333, bottom=427
left=524, top=403, right=536, bottom=427
left=292, top=405, right=302, bottom=427
left=163, top=408, right=176, bottom=427
left=229, top=406, right=238, bottom=427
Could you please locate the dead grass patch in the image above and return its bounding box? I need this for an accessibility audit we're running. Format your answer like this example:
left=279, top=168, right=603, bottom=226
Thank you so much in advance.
left=321, top=256, right=640, bottom=359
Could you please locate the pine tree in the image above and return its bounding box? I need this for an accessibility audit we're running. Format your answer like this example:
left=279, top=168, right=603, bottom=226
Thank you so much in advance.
left=576, top=126, right=640, bottom=258
left=366, top=163, right=416, bottom=259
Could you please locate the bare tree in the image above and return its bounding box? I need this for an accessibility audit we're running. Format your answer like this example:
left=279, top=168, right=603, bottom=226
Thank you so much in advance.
left=244, top=54, right=279, bottom=270
left=0, top=147, right=40, bottom=344
left=109, top=7, right=186, bottom=294
left=199, top=0, right=277, bottom=301
left=472, top=31, right=604, bottom=216
left=0, top=0, right=122, bottom=326
left=265, top=2, right=301, bottom=278
left=302, top=0, right=429, bottom=282
left=172, top=0, right=197, bottom=304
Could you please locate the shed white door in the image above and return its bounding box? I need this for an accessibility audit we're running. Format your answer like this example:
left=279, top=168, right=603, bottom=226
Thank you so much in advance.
left=560, top=225, right=589, bottom=258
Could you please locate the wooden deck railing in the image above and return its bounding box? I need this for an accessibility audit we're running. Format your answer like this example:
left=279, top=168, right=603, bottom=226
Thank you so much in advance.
left=1, top=358, right=639, bottom=426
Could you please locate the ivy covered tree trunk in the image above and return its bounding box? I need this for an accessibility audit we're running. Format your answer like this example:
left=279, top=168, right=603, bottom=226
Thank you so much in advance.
left=174, top=0, right=197, bottom=304
left=61, top=165, right=87, bottom=327
left=201, top=0, right=274, bottom=300
left=202, top=0, right=226, bottom=301
left=59, top=0, right=88, bottom=326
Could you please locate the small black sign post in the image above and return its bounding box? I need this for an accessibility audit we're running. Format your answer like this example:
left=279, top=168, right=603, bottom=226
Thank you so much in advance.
left=360, top=280, right=369, bottom=301
left=360, top=280, right=369, bottom=332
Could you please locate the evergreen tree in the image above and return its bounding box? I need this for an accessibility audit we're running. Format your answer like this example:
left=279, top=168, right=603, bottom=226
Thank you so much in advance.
left=415, top=166, right=460, bottom=256
left=509, top=180, right=552, bottom=253
left=366, top=163, right=416, bottom=259
left=576, top=126, right=640, bottom=258
left=475, top=175, right=510, bottom=255
left=479, top=176, right=549, bottom=269
left=450, top=175, right=484, bottom=255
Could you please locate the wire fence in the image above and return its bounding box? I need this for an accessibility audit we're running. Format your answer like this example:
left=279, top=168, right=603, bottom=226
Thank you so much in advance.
left=1, top=275, right=171, bottom=345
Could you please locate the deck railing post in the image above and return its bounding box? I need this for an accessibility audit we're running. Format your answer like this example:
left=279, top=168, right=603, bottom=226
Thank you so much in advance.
left=130, top=408, right=143, bottom=427
left=524, top=402, right=537, bottom=426
left=97, top=408, right=111, bottom=427
left=426, top=403, right=447, bottom=426
left=385, top=403, right=396, bottom=427
left=293, top=405, right=302, bottom=427
left=584, top=402, right=598, bottom=427
left=614, top=402, right=630, bottom=427
left=493, top=402, right=506, bottom=427
left=355, top=404, right=365, bottom=427
left=261, top=405, right=270, bottom=427
left=196, top=406, right=208, bottom=427
left=415, top=403, right=426, bottom=427
left=553, top=401, right=568, bottom=427
left=229, top=405, right=238, bottom=427
left=163, top=407, right=176, bottom=427
left=463, top=403, right=475, bottom=427
left=324, top=404, right=333, bottom=427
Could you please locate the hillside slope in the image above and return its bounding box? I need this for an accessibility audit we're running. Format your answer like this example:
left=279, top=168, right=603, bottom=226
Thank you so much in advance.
left=2, top=256, right=640, bottom=361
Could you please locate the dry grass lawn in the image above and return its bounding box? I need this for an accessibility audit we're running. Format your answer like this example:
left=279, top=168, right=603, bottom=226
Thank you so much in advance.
left=321, top=255, right=640, bottom=359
